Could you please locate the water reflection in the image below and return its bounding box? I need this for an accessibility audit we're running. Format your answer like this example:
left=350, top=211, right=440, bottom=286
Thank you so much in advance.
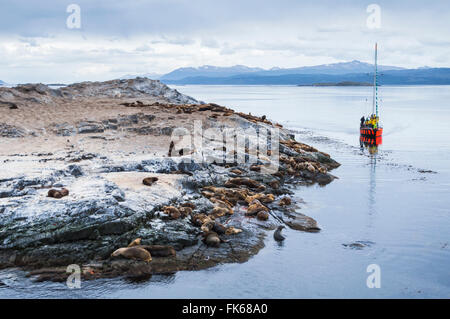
left=360, top=136, right=380, bottom=228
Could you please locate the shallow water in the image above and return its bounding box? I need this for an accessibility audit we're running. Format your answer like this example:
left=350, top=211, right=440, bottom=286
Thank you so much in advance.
left=1, top=85, right=449, bottom=298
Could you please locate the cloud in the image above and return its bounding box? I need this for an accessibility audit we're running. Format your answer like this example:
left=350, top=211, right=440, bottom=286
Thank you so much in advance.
left=0, top=0, right=449, bottom=83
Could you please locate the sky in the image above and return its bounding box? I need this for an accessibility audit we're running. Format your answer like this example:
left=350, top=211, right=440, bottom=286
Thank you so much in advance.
left=0, top=0, right=449, bottom=83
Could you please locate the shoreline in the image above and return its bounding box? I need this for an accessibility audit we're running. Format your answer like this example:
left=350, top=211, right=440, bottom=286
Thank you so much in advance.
left=0, top=78, right=340, bottom=283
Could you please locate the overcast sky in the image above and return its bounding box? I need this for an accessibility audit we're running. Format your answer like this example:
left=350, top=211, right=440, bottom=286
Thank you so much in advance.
left=1, top=0, right=449, bottom=83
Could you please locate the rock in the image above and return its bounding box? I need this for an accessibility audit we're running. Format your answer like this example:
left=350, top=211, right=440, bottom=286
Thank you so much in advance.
left=285, top=214, right=320, bottom=232
left=0, top=123, right=27, bottom=138
left=77, top=121, right=104, bottom=134
left=67, top=164, right=83, bottom=177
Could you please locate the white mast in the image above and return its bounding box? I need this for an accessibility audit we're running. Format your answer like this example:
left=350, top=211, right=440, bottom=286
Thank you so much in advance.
left=372, top=43, right=378, bottom=117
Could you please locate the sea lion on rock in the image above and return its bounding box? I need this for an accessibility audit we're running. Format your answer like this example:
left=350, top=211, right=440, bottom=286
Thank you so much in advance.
left=250, top=164, right=262, bottom=172
left=245, top=193, right=275, bottom=204
left=246, top=200, right=269, bottom=216
left=128, top=238, right=142, bottom=247
left=279, top=197, right=291, bottom=206
left=47, top=188, right=69, bottom=199
left=192, top=214, right=214, bottom=227
left=48, top=189, right=62, bottom=198
left=181, top=202, right=196, bottom=209
left=202, top=231, right=228, bottom=247
left=210, top=206, right=231, bottom=218
left=59, top=188, right=69, bottom=197
left=163, top=206, right=181, bottom=219
left=225, top=177, right=261, bottom=189
left=230, top=168, right=243, bottom=175
left=274, top=226, right=285, bottom=241
left=179, top=206, right=193, bottom=218
left=143, top=177, right=158, bottom=186
left=268, top=180, right=280, bottom=189
left=212, top=222, right=227, bottom=235
left=111, top=247, right=152, bottom=262
left=225, top=226, right=243, bottom=235
left=140, top=245, right=176, bottom=257
left=201, top=220, right=215, bottom=232
left=257, top=211, right=269, bottom=221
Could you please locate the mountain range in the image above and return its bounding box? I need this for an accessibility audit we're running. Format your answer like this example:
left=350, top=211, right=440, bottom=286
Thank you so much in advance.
left=125, top=61, right=450, bottom=85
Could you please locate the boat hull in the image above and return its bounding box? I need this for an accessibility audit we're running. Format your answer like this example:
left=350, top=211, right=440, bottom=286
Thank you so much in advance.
left=360, top=127, right=383, bottom=137
left=360, top=135, right=382, bottom=145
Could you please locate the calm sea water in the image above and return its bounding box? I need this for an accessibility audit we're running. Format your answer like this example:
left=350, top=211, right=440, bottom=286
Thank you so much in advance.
left=1, top=85, right=449, bottom=298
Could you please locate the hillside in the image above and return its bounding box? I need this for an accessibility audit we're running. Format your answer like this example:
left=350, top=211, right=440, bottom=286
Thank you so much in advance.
left=161, top=68, right=450, bottom=85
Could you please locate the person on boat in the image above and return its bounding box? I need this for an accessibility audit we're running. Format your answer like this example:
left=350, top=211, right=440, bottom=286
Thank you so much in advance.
left=360, top=116, right=365, bottom=127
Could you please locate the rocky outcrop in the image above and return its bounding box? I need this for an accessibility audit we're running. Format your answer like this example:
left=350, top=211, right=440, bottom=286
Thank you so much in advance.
left=0, top=78, right=340, bottom=283
left=0, top=77, right=198, bottom=110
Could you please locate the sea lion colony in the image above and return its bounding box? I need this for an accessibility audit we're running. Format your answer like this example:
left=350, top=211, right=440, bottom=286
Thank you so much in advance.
left=0, top=78, right=340, bottom=282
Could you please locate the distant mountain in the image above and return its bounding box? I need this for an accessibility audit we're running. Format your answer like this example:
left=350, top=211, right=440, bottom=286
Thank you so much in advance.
left=160, top=65, right=264, bottom=81
left=0, top=80, right=4, bottom=86
left=162, top=68, right=450, bottom=85
left=250, top=60, right=405, bottom=76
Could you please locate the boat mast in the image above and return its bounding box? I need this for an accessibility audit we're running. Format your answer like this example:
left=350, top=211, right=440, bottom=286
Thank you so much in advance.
left=372, top=43, right=378, bottom=117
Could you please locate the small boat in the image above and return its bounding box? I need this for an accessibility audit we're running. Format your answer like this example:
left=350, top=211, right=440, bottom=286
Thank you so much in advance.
left=360, top=43, right=383, bottom=145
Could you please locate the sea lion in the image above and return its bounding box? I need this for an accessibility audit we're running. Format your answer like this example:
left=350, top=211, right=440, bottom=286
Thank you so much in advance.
left=179, top=206, right=193, bottom=218
left=268, top=180, right=280, bottom=189
left=202, top=231, right=229, bottom=247
left=59, top=188, right=69, bottom=197
left=279, top=197, right=291, bottom=206
left=192, top=213, right=213, bottom=227
left=212, top=222, right=227, bottom=235
left=210, top=206, right=230, bottom=218
left=225, top=226, right=242, bottom=235
left=47, top=189, right=62, bottom=199
left=143, top=177, right=158, bottom=186
left=245, top=193, right=275, bottom=204
left=250, top=164, right=262, bottom=172
left=257, top=211, right=269, bottom=221
left=163, top=206, right=181, bottom=219
left=230, top=168, right=243, bottom=175
left=140, top=245, right=176, bottom=257
left=274, top=226, right=285, bottom=242
left=246, top=200, right=269, bottom=216
left=201, top=220, right=215, bottom=232
left=128, top=238, right=142, bottom=247
left=48, top=188, right=69, bottom=199
left=180, top=202, right=196, bottom=209
left=111, top=247, right=152, bottom=262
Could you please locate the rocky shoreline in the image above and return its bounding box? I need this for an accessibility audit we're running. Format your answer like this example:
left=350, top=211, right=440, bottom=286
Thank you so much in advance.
left=0, top=78, right=339, bottom=283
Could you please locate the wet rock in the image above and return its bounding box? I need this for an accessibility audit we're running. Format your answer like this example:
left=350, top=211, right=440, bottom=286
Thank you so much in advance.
left=285, top=214, right=320, bottom=232
left=342, top=241, right=375, bottom=250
